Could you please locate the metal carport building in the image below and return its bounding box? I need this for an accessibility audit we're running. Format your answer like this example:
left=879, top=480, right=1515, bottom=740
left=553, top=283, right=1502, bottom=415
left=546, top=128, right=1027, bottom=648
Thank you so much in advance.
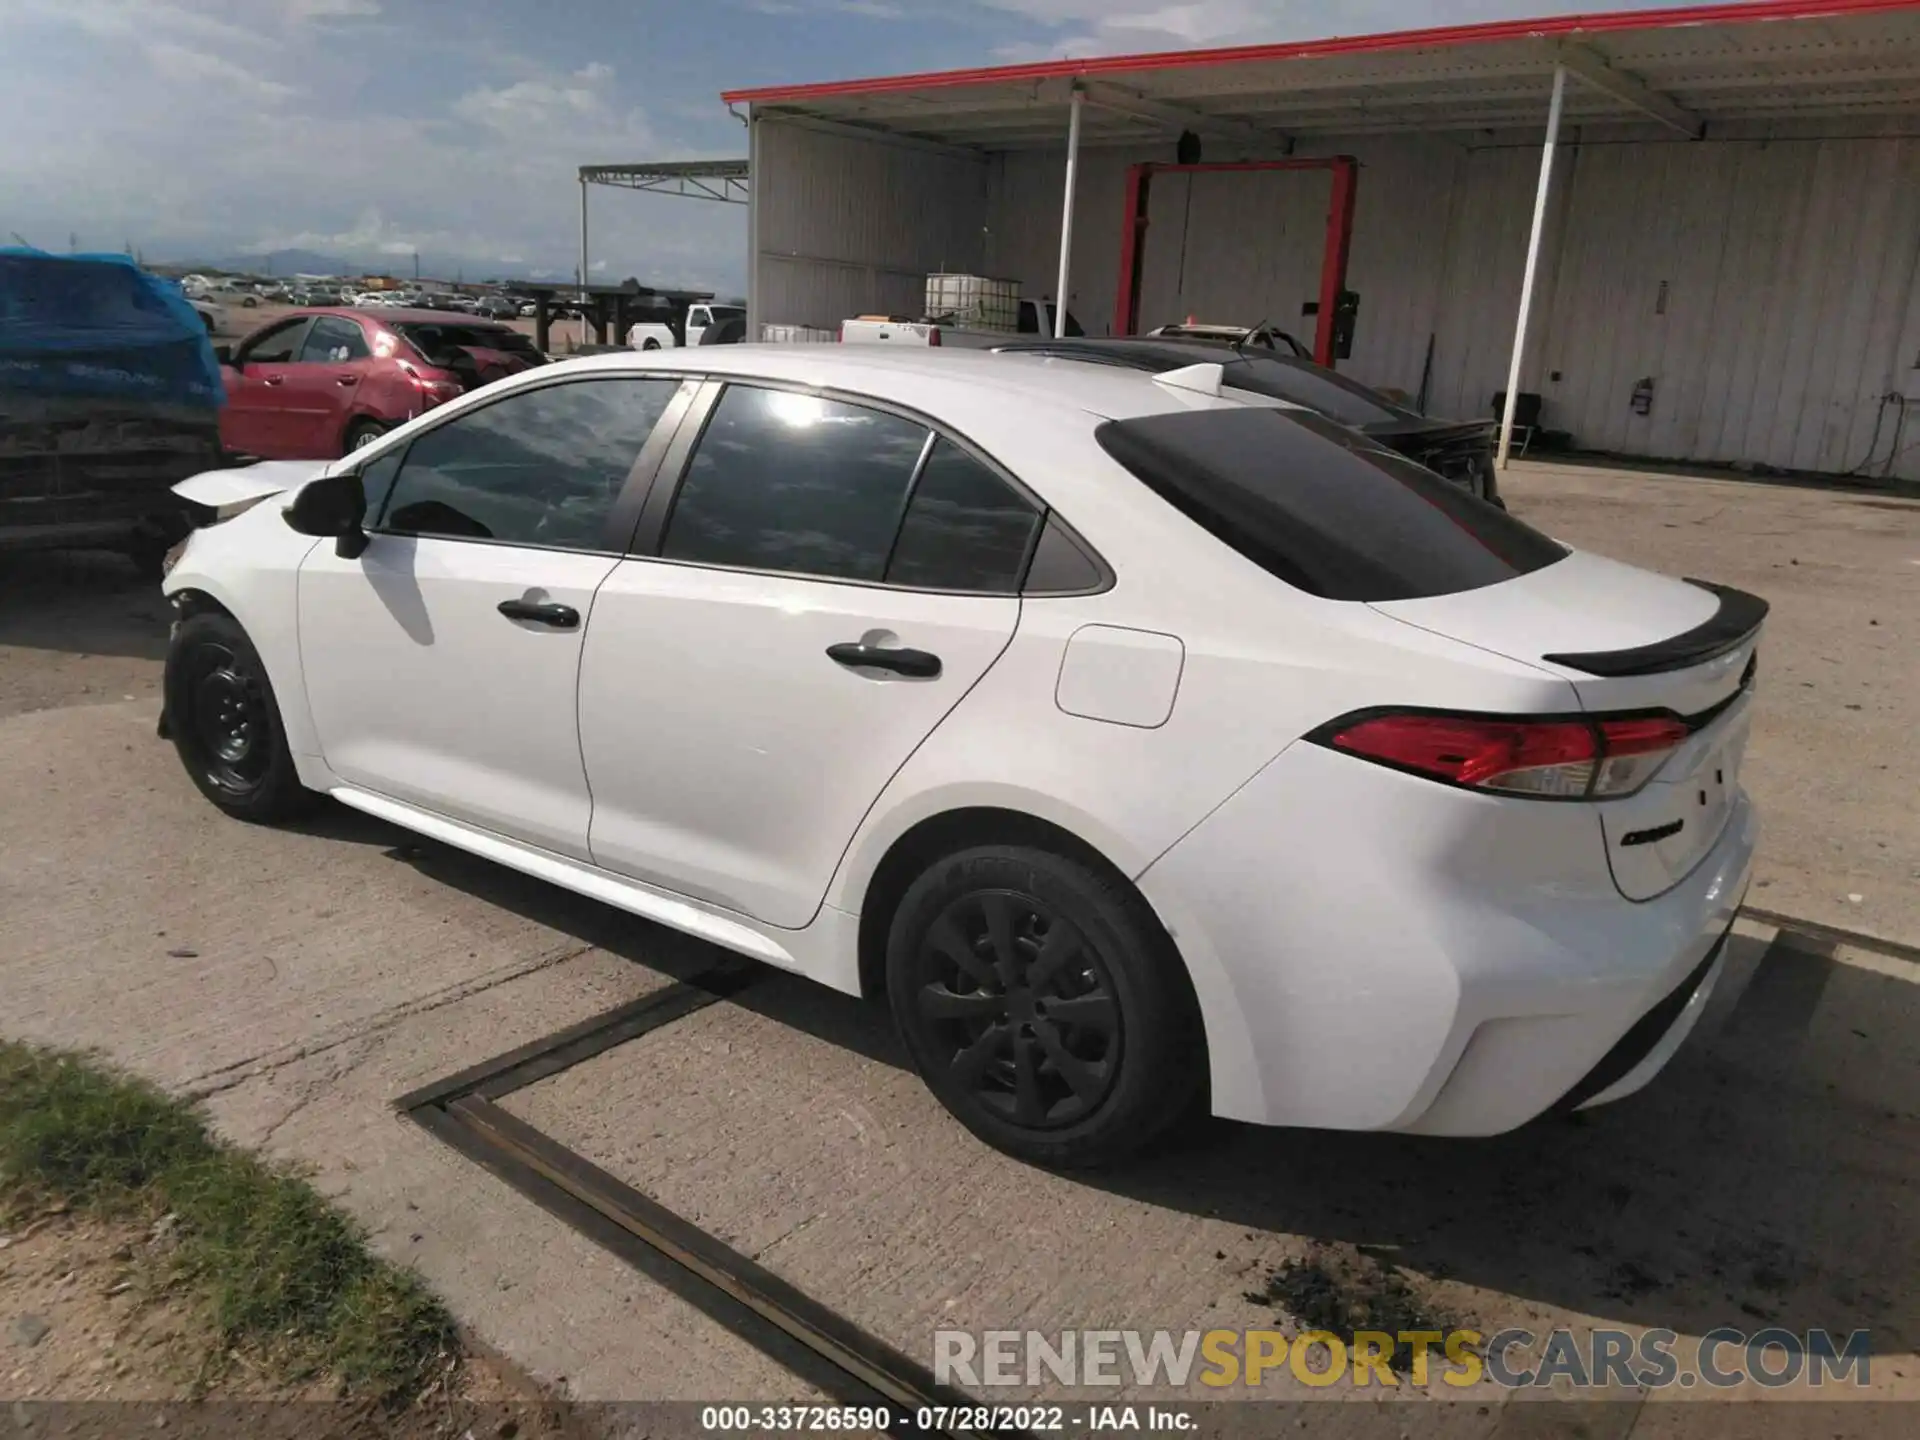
left=722, top=0, right=1920, bottom=481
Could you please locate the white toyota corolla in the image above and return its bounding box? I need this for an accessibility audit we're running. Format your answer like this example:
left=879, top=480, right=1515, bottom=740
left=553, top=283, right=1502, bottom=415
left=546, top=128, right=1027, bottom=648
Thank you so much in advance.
left=161, top=346, right=1761, bottom=1167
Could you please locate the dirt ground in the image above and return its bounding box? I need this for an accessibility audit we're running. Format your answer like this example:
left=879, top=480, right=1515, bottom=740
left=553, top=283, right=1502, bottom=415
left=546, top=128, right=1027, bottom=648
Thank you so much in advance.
left=0, top=1207, right=577, bottom=1436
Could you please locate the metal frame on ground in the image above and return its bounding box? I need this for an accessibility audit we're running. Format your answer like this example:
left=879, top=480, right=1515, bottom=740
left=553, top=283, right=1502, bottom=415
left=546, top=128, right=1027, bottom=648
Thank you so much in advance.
left=395, top=964, right=1024, bottom=1439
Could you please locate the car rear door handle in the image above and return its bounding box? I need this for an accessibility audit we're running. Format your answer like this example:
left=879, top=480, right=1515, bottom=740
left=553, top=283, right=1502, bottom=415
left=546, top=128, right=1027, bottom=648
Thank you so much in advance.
left=826, top=642, right=941, bottom=679
left=498, top=598, right=580, bottom=629
left=335, top=375, right=359, bottom=386
left=262, top=374, right=285, bottom=386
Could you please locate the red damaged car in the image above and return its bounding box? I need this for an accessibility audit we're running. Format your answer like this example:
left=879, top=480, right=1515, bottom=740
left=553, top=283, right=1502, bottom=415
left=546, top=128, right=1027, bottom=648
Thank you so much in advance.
left=214, top=307, right=547, bottom=460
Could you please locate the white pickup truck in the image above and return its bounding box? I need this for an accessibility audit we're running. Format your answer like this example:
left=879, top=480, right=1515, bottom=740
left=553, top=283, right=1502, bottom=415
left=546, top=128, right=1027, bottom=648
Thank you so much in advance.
left=839, top=298, right=1083, bottom=347
left=627, top=302, right=746, bottom=350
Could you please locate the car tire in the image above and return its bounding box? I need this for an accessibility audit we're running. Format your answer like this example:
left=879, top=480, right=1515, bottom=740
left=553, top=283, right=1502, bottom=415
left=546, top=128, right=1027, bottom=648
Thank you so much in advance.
left=641, top=338, right=661, bottom=351
left=885, top=844, right=1204, bottom=1169
left=344, top=418, right=386, bottom=453
left=164, top=610, right=319, bottom=825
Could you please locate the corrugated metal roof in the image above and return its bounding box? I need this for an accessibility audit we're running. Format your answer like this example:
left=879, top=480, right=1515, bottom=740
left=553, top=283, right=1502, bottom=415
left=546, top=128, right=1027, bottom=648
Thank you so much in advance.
left=722, top=0, right=1920, bottom=148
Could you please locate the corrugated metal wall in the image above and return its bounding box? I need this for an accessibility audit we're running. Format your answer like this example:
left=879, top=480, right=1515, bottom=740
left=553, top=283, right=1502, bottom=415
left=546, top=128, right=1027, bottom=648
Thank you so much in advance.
left=757, top=114, right=1920, bottom=480
left=753, top=118, right=989, bottom=331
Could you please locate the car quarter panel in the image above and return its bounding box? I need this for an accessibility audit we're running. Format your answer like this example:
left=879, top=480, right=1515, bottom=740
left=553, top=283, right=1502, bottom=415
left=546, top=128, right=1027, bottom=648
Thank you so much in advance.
left=1139, top=739, right=1756, bottom=1131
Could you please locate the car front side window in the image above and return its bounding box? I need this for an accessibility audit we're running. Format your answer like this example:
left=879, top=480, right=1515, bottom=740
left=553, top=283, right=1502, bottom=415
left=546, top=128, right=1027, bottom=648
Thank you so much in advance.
left=375, top=377, right=680, bottom=550
left=239, top=319, right=309, bottom=365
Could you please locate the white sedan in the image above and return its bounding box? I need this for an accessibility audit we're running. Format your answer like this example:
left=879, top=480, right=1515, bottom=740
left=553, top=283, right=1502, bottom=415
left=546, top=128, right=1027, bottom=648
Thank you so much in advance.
left=159, top=347, right=1762, bottom=1167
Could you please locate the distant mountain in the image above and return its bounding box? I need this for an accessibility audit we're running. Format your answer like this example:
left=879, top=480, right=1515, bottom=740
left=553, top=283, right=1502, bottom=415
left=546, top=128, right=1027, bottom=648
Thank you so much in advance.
left=156, top=245, right=732, bottom=294
left=214, top=248, right=364, bottom=278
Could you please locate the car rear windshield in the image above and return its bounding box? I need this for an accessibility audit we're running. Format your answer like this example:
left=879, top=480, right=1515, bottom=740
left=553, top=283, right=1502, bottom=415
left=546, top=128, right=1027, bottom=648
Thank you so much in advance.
left=1218, top=356, right=1412, bottom=427
left=395, top=323, right=540, bottom=361
left=1095, top=407, right=1566, bottom=601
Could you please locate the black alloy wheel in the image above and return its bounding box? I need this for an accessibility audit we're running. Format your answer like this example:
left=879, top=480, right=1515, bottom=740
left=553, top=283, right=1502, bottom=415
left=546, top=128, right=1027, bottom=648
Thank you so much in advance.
left=886, top=845, right=1203, bottom=1167
left=915, top=889, right=1122, bottom=1130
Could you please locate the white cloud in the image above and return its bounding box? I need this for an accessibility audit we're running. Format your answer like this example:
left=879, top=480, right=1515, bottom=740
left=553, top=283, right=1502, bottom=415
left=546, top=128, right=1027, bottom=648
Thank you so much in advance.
left=146, top=40, right=296, bottom=104
left=978, top=0, right=1661, bottom=55
left=279, top=0, right=382, bottom=18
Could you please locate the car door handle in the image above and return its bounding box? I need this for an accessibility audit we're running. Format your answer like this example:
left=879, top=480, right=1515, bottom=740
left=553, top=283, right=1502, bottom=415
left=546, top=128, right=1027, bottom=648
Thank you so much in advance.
left=262, top=374, right=285, bottom=386
left=334, top=375, right=359, bottom=386
left=826, top=642, right=941, bottom=679
left=497, top=599, right=580, bottom=629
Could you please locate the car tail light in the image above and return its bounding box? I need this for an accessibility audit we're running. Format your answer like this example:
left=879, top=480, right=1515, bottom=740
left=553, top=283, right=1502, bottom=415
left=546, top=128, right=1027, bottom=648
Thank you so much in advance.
left=928, top=326, right=941, bottom=346
left=1314, top=711, right=1690, bottom=800
left=395, top=357, right=462, bottom=401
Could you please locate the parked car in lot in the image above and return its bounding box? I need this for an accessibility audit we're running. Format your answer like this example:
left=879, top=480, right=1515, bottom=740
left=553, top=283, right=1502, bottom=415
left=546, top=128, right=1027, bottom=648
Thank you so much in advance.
left=214, top=307, right=547, bottom=459
left=627, top=301, right=745, bottom=350
left=160, top=347, right=1762, bottom=1167
left=996, top=336, right=1502, bottom=504
left=1145, top=320, right=1307, bottom=353
left=186, top=295, right=227, bottom=336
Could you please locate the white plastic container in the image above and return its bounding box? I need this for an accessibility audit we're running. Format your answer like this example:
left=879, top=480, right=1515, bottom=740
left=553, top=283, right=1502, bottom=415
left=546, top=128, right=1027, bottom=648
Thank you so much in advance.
left=924, top=274, right=1019, bottom=333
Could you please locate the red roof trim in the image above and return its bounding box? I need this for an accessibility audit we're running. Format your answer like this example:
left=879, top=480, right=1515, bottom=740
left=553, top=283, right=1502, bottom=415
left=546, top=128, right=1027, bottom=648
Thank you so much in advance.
left=720, top=0, right=1919, bottom=105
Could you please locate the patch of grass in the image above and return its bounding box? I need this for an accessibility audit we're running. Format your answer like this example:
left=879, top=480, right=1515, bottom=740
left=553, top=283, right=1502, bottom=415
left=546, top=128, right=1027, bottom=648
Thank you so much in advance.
left=0, top=1041, right=457, bottom=1405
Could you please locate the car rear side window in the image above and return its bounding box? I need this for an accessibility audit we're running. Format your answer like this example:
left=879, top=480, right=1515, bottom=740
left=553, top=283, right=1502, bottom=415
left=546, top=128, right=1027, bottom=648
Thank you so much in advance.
left=885, top=439, right=1041, bottom=593
left=1095, top=407, right=1566, bottom=601
left=298, top=315, right=369, bottom=363
left=378, top=377, right=678, bottom=550
left=661, top=385, right=930, bottom=582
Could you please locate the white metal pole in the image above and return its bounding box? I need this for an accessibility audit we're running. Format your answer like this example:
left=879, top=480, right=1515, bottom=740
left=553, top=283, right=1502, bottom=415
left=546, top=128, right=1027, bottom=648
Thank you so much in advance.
left=1497, top=63, right=1566, bottom=470
left=578, top=174, right=590, bottom=303
left=1051, top=86, right=1084, bottom=340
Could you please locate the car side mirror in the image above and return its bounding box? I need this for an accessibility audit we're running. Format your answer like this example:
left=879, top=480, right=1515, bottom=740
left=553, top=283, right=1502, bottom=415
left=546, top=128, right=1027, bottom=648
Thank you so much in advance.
left=283, top=472, right=369, bottom=558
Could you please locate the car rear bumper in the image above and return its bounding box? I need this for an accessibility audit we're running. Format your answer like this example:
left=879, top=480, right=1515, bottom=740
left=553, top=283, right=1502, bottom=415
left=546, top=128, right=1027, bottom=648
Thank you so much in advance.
left=1136, top=739, right=1757, bottom=1135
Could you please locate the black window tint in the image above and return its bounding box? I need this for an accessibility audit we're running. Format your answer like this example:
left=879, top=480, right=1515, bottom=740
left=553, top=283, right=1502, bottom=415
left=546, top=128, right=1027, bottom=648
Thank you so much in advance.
left=1219, top=356, right=1409, bottom=427
left=886, top=439, right=1041, bottom=592
left=662, top=386, right=929, bottom=582
left=1095, top=407, right=1566, bottom=601
left=241, top=319, right=307, bottom=364
left=357, top=447, right=404, bottom=527
left=382, top=378, right=677, bottom=548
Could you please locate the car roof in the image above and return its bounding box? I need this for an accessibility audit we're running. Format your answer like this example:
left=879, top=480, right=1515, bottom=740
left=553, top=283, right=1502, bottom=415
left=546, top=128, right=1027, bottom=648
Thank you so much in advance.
left=294, top=306, right=515, bottom=327
left=531, top=344, right=1290, bottom=421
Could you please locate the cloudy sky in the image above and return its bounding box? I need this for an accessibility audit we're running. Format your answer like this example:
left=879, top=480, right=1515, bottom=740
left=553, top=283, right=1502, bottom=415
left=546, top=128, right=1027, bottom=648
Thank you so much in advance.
left=1, top=0, right=1661, bottom=291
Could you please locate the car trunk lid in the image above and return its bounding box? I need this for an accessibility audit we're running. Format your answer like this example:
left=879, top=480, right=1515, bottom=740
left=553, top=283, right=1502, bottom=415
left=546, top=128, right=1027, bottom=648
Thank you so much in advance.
left=1370, top=549, right=1765, bottom=900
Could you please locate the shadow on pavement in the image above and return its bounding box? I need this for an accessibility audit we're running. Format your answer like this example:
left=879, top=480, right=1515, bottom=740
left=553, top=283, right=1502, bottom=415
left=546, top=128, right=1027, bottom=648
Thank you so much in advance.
left=383, top=814, right=1918, bottom=1354
left=0, top=548, right=171, bottom=661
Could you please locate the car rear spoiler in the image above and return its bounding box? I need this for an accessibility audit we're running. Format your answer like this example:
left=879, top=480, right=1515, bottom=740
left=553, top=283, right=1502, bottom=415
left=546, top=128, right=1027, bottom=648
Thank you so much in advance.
left=1542, top=580, right=1769, bottom=677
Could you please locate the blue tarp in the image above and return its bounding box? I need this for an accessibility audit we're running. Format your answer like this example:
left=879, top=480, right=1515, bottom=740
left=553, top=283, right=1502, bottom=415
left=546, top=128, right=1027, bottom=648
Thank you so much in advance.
left=0, top=249, right=224, bottom=410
